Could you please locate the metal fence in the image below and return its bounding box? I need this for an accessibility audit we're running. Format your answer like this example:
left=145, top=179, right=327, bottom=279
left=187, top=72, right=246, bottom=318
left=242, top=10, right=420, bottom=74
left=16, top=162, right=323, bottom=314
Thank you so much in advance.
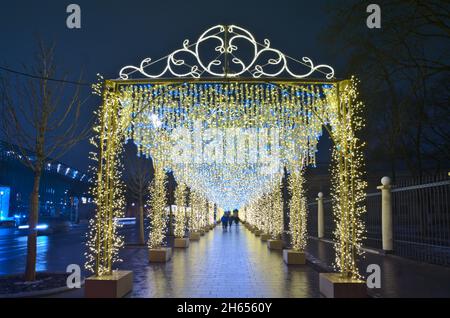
left=391, top=175, right=450, bottom=266
left=307, top=198, right=334, bottom=240
left=307, top=173, right=450, bottom=267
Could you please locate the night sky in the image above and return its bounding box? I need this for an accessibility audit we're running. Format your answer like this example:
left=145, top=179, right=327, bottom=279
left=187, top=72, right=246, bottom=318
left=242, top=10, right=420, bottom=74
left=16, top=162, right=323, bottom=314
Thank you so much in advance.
left=0, top=0, right=348, bottom=172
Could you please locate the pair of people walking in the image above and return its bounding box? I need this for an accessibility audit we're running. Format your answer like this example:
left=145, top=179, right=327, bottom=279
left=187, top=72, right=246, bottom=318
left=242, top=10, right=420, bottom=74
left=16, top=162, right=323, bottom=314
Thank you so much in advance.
left=221, top=210, right=239, bottom=230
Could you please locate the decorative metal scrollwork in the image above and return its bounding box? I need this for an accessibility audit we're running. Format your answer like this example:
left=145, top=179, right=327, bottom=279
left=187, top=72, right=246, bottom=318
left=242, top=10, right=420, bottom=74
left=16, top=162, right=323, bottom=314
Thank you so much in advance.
left=119, top=24, right=335, bottom=80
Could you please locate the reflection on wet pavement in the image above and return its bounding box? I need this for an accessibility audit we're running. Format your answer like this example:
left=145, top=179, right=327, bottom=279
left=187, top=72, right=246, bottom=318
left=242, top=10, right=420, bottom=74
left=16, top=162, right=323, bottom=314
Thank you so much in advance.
left=0, top=227, right=86, bottom=275
left=121, top=226, right=320, bottom=298
left=307, top=238, right=450, bottom=298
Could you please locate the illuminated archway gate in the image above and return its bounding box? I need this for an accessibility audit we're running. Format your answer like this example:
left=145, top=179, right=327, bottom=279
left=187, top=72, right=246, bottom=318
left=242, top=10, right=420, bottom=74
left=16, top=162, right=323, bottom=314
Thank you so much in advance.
left=86, top=25, right=367, bottom=281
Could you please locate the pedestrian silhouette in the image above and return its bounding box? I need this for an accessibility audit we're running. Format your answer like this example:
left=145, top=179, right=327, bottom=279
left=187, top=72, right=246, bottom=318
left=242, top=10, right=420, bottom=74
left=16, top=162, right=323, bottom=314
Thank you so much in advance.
left=228, top=212, right=234, bottom=228
left=221, top=213, right=229, bottom=231
left=233, top=209, right=240, bottom=225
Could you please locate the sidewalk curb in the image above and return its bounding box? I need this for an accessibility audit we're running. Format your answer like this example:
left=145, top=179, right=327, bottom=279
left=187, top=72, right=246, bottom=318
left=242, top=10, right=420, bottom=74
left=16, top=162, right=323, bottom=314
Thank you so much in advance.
left=0, top=282, right=85, bottom=298
left=309, top=236, right=386, bottom=255
left=305, top=252, right=334, bottom=273
left=0, top=275, right=85, bottom=298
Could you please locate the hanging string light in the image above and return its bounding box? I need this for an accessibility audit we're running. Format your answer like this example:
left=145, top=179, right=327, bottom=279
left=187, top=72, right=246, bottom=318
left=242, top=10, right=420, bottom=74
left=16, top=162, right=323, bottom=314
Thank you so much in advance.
left=148, top=161, right=168, bottom=249
left=269, top=176, right=284, bottom=240
left=87, top=77, right=367, bottom=281
left=174, top=181, right=187, bottom=238
left=201, top=195, right=208, bottom=230
left=288, top=168, right=308, bottom=252
left=120, top=82, right=327, bottom=211
left=326, top=77, right=367, bottom=279
left=85, top=82, right=125, bottom=276
left=189, top=190, right=202, bottom=233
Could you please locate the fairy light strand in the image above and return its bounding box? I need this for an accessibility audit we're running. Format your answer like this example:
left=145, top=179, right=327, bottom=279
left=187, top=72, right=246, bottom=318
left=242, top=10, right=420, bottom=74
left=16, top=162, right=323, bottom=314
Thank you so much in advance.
left=87, top=77, right=366, bottom=281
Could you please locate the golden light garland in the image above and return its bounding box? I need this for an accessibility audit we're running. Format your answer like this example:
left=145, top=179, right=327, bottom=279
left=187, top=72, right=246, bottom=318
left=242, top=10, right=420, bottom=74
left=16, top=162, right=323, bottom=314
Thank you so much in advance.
left=85, top=80, right=125, bottom=276
left=208, top=201, right=215, bottom=225
left=269, top=177, right=284, bottom=240
left=288, top=168, right=308, bottom=252
left=189, top=190, right=202, bottom=232
left=174, top=181, right=187, bottom=238
left=148, top=161, right=168, bottom=249
left=257, top=192, right=272, bottom=234
left=119, top=82, right=326, bottom=210
left=201, top=196, right=208, bottom=229
left=326, top=78, right=367, bottom=279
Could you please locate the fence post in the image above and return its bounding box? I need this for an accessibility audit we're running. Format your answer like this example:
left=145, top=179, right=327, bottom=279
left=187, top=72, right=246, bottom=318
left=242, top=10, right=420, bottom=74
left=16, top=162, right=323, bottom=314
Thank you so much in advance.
left=317, top=192, right=324, bottom=239
left=377, top=176, right=393, bottom=252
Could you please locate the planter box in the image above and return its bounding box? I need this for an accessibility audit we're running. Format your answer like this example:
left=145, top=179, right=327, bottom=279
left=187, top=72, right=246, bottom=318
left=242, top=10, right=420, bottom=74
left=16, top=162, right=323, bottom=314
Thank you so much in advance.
left=149, top=247, right=172, bottom=263
left=267, top=239, right=283, bottom=250
left=85, top=270, right=133, bottom=298
left=319, top=273, right=367, bottom=298
left=199, top=229, right=205, bottom=236
left=283, top=249, right=306, bottom=264
left=260, top=234, right=271, bottom=241
left=174, top=238, right=190, bottom=248
left=190, top=232, right=201, bottom=241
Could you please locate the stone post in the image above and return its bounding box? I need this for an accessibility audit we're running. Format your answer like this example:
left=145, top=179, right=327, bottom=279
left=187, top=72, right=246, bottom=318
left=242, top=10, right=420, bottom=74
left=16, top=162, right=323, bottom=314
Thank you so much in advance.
left=377, top=176, right=393, bottom=252
left=317, top=192, right=324, bottom=239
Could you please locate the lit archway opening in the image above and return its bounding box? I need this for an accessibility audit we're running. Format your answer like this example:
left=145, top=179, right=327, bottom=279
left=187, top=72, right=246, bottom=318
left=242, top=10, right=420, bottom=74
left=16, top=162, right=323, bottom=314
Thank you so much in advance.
left=86, top=25, right=367, bottom=280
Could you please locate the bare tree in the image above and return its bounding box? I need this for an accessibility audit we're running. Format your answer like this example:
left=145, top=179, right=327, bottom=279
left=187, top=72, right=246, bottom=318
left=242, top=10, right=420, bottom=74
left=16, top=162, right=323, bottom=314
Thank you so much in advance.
left=323, top=0, right=450, bottom=178
left=0, top=40, right=92, bottom=281
left=124, top=153, right=153, bottom=245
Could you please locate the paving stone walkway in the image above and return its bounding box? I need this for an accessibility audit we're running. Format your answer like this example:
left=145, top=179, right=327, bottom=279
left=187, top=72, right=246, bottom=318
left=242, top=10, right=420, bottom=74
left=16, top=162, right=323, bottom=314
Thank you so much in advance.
left=53, top=224, right=320, bottom=298
left=123, top=225, right=319, bottom=298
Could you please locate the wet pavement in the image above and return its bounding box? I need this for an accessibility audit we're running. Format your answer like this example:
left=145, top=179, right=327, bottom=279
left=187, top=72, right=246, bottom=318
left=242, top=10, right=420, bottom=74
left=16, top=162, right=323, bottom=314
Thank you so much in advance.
left=123, top=225, right=319, bottom=298
left=306, top=237, right=450, bottom=298
left=0, top=226, right=88, bottom=275
left=2, top=223, right=450, bottom=298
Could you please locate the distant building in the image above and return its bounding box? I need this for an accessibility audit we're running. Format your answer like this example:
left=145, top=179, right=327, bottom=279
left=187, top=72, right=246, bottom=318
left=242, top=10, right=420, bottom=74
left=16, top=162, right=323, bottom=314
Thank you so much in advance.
left=0, top=140, right=94, bottom=223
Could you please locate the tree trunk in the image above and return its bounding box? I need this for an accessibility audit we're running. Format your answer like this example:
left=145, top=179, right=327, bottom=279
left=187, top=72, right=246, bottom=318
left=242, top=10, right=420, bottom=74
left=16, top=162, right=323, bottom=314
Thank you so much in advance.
left=25, top=168, right=41, bottom=281
left=138, top=194, right=145, bottom=245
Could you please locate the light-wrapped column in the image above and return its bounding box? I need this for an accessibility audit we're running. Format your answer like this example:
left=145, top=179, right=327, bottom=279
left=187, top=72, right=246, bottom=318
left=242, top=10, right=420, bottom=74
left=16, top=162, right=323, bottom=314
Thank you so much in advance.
left=327, top=78, right=367, bottom=279
left=148, top=162, right=168, bottom=249
left=174, top=182, right=187, bottom=238
left=288, top=169, right=308, bottom=252
left=269, top=177, right=284, bottom=240
left=86, top=81, right=125, bottom=277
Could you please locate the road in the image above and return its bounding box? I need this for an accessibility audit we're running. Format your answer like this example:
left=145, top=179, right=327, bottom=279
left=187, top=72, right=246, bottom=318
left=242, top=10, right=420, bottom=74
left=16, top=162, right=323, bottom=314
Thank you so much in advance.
left=0, top=224, right=137, bottom=276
